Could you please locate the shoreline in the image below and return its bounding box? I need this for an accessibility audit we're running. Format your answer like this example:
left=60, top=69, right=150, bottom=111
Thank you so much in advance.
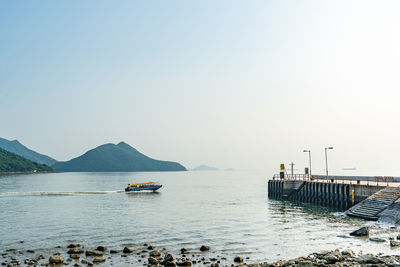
left=0, top=171, right=54, bottom=175
left=2, top=241, right=400, bottom=267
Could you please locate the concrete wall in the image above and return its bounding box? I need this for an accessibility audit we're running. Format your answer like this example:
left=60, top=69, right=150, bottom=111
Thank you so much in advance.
left=350, top=184, right=383, bottom=203
left=268, top=179, right=387, bottom=211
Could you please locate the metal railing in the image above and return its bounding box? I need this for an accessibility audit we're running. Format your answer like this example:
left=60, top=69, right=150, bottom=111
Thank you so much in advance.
left=272, top=174, right=400, bottom=186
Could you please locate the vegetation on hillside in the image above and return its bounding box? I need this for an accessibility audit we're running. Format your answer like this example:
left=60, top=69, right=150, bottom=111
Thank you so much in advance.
left=0, top=137, right=57, bottom=166
left=0, top=147, right=53, bottom=173
left=52, top=142, right=186, bottom=172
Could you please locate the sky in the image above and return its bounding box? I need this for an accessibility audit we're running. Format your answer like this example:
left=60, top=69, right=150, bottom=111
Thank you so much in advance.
left=1, top=1, right=400, bottom=174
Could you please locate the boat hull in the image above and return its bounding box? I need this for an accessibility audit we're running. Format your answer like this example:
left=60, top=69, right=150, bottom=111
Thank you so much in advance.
left=125, top=185, right=162, bottom=192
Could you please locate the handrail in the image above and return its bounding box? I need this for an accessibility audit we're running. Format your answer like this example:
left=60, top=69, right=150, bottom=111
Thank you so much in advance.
left=272, top=174, right=400, bottom=184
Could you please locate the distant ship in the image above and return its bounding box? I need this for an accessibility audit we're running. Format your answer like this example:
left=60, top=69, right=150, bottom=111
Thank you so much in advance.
left=124, top=181, right=162, bottom=192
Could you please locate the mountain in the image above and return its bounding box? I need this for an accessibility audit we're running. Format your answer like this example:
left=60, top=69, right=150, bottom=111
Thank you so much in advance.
left=192, top=165, right=219, bottom=171
left=52, top=142, right=186, bottom=172
left=0, top=137, right=57, bottom=166
left=0, top=147, right=53, bottom=173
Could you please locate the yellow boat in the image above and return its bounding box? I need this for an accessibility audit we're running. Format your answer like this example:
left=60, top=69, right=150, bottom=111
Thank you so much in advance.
left=124, top=181, right=162, bottom=192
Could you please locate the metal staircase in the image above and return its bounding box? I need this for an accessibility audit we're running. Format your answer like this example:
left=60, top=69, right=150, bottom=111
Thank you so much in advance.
left=347, top=186, right=400, bottom=220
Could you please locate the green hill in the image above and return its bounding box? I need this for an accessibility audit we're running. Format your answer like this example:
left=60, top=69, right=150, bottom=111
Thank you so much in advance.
left=0, top=147, right=53, bottom=173
left=52, top=142, right=186, bottom=172
left=0, top=137, right=57, bottom=166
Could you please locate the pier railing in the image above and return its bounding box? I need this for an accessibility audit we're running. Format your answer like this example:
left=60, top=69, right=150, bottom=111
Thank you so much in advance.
left=272, top=174, right=400, bottom=186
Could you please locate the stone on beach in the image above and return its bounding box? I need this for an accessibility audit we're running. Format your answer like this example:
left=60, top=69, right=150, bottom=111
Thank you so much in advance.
left=234, top=256, right=244, bottom=263
left=390, top=240, right=400, bottom=247
left=67, top=248, right=84, bottom=254
left=369, top=237, right=386, bottom=242
left=163, top=254, right=174, bottom=262
left=350, top=226, right=370, bottom=236
left=177, top=260, right=192, bottom=266
left=49, top=255, right=64, bottom=264
left=123, top=247, right=134, bottom=253
left=355, top=254, right=383, bottom=264
left=96, top=246, right=107, bottom=252
left=149, top=250, right=161, bottom=257
left=200, top=245, right=210, bottom=251
left=85, top=250, right=103, bottom=256
left=92, top=257, right=106, bottom=263
left=164, top=261, right=177, bottom=266
left=148, top=256, right=159, bottom=264
left=341, top=249, right=355, bottom=257
left=70, top=253, right=80, bottom=259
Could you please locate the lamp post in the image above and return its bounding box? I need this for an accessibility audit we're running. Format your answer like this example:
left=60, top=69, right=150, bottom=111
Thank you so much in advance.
left=303, top=149, right=311, bottom=179
left=325, top=147, right=333, bottom=181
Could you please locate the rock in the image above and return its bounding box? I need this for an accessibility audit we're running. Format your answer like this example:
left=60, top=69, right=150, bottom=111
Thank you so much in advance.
left=210, top=264, right=219, bottom=267
left=200, top=245, right=210, bottom=251
left=96, top=246, right=107, bottom=252
left=391, top=240, right=400, bottom=247
left=149, top=250, right=161, bottom=257
left=87, top=261, right=93, bottom=266
left=397, top=234, right=400, bottom=240
left=323, top=252, right=342, bottom=264
left=67, top=248, right=84, bottom=254
left=297, top=260, right=313, bottom=267
left=81, top=259, right=87, bottom=264
left=92, top=257, right=105, bottom=263
left=49, top=255, right=64, bottom=264
left=355, top=254, right=383, bottom=264
left=234, top=256, right=243, bottom=263
left=110, top=250, right=118, bottom=254
left=26, top=250, right=34, bottom=253
left=70, top=254, right=80, bottom=260
left=382, top=256, right=400, bottom=267
left=147, top=246, right=154, bottom=250
left=176, top=261, right=192, bottom=266
left=67, top=244, right=79, bottom=248
left=350, top=226, right=369, bottom=236
left=369, top=237, right=386, bottom=242
left=341, top=249, right=355, bottom=257
left=164, top=261, right=177, bottom=266
left=148, top=257, right=159, bottom=265
left=123, top=247, right=134, bottom=253
left=163, top=254, right=174, bottom=263
left=85, top=250, right=103, bottom=257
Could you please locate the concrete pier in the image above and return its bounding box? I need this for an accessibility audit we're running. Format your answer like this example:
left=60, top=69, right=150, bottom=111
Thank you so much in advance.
left=268, top=179, right=387, bottom=211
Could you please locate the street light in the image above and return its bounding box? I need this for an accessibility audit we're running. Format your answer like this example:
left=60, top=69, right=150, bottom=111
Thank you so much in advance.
left=325, top=147, right=333, bottom=181
left=303, top=149, right=312, bottom=179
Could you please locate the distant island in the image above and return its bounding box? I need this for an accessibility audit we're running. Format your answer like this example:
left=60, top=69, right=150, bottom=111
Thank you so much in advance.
left=52, top=142, right=186, bottom=172
left=0, top=137, right=56, bottom=166
left=192, top=165, right=219, bottom=171
left=342, top=167, right=357, bottom=171
left=0, top=147, right=53, bottom=173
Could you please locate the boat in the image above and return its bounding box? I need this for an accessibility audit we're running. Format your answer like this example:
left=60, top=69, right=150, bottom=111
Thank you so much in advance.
left=124, top=181, right=162, bottom=192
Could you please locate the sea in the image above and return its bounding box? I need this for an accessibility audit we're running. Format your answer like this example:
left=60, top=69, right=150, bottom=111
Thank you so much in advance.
left=1, top=170, right=400, bottom=266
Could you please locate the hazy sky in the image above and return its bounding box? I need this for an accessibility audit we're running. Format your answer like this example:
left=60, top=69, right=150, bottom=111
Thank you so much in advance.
left=1, top=1, right=400, bottom=174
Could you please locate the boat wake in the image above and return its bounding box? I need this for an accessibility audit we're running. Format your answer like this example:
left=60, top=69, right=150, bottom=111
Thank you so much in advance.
left=0, top=190, right=124, bottom=197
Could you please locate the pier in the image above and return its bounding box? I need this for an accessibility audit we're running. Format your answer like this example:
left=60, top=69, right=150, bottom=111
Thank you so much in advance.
left=268, top=174, right=400, bottom=220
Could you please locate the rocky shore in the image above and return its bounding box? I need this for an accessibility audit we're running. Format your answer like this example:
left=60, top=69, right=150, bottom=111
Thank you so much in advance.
left=2, top=227, right=400, bottom=267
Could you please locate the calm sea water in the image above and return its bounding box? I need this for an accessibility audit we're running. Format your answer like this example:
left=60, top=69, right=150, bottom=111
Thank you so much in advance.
left=1, top=171, right=399, bottom=265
